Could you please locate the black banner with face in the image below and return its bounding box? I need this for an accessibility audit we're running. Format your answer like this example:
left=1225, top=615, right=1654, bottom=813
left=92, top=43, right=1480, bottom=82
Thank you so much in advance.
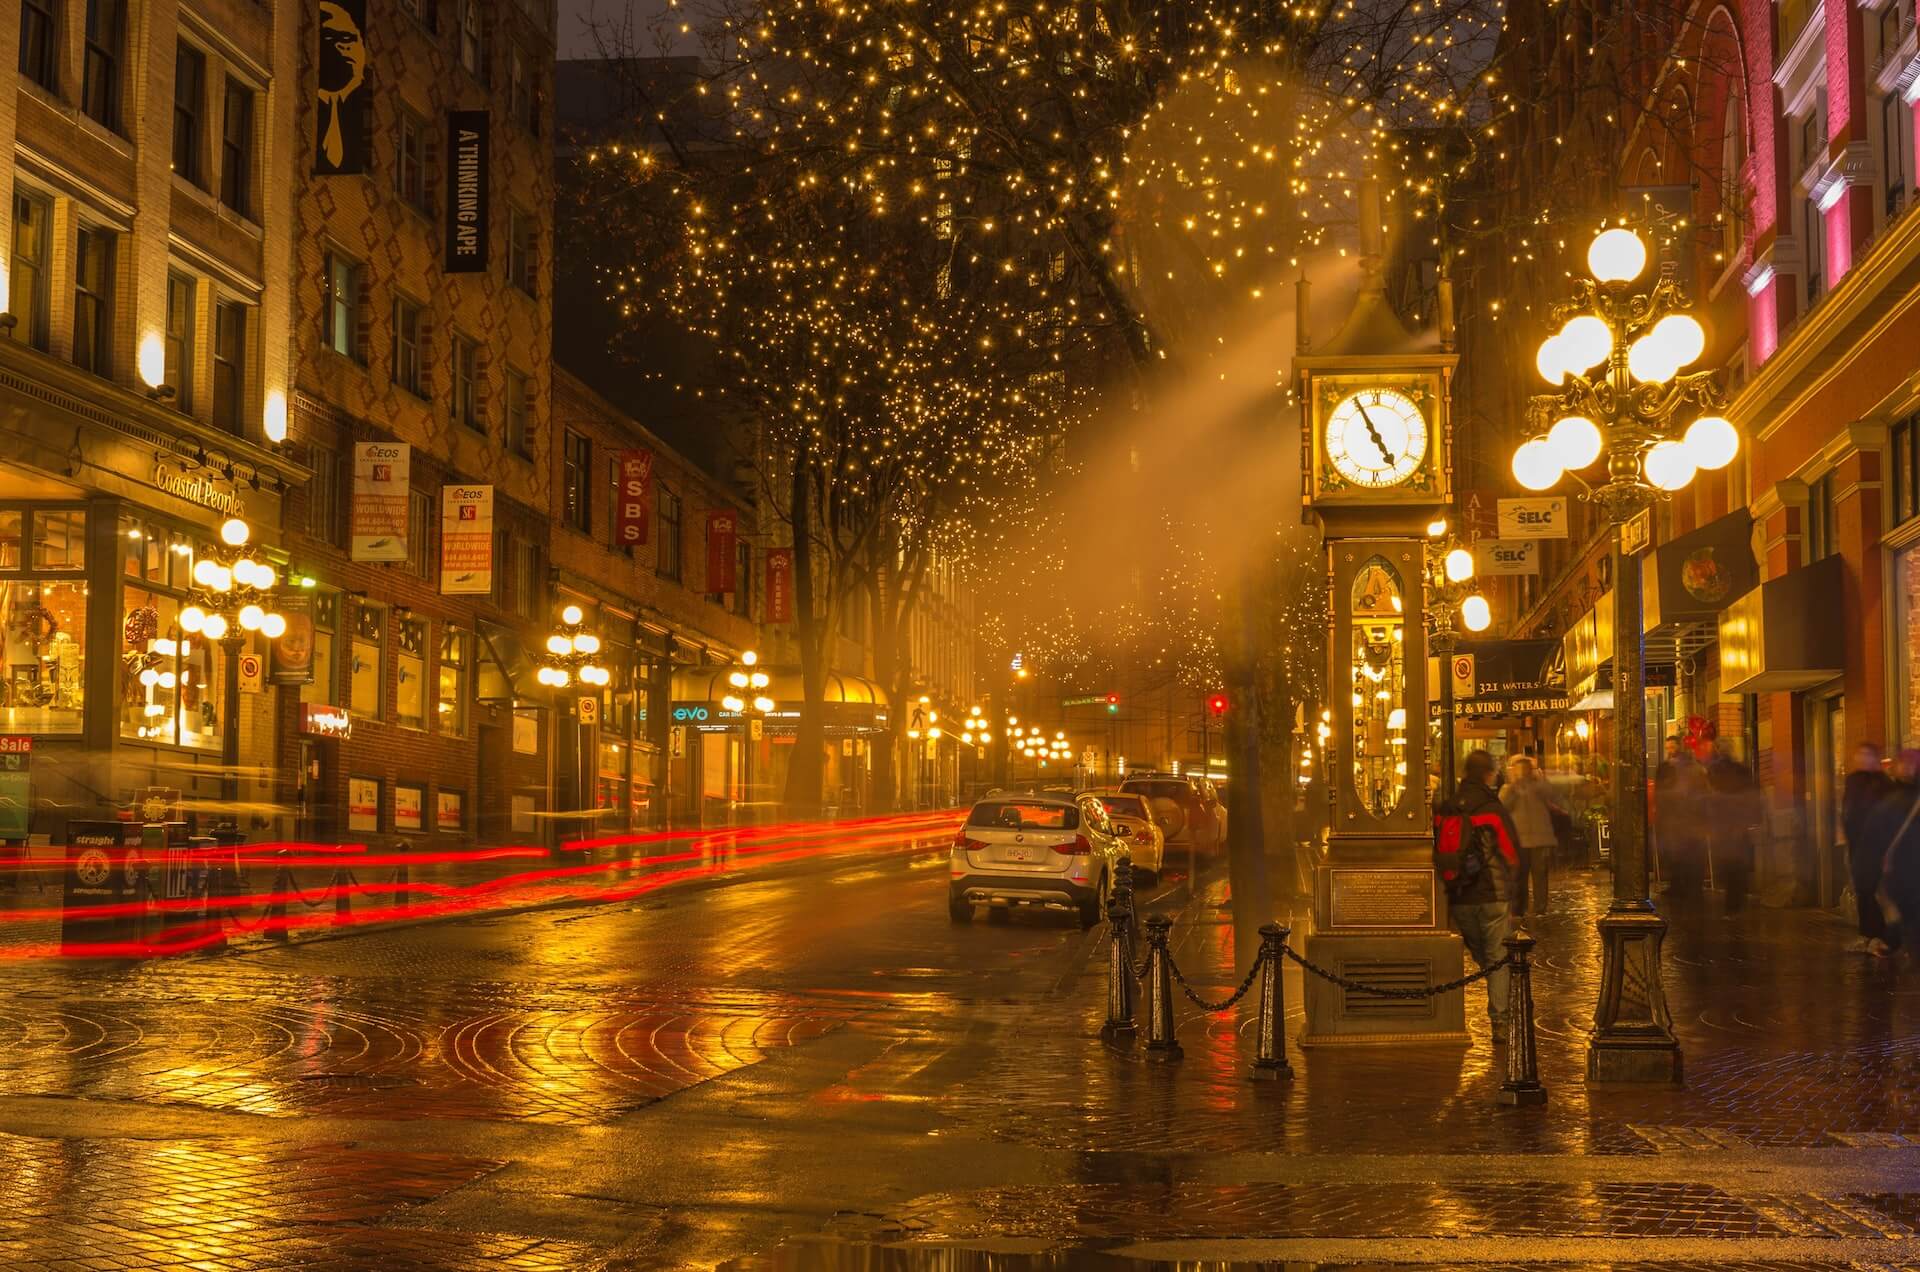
left=316, top=0, right=369, bottom=174
left=446, top=111, right=491, bottom=272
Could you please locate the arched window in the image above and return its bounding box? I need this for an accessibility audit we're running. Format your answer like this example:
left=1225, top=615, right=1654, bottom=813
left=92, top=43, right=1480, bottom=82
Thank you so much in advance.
left=1720, top=77, right=1747, bottom=261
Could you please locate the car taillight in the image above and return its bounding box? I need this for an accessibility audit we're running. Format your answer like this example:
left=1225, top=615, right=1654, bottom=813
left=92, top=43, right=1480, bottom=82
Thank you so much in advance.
left=954, top=833, right=987, bottom=853
left=1055, top=834, right=1093, bottom=856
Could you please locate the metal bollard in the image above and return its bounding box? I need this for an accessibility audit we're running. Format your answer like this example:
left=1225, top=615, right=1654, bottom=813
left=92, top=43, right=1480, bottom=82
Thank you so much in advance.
left=331, top=866, right=352, bottom=926
left=1142, top=913, right=1183, bottom=1062
left=1102, top=892, right=1137, bottom=1040
left=393, top=839, right=412, bottom=909
left=1251, top=923, right=1293, bottom=1081
left=264, top=856, right=291, bottom=941
left=1498, top=931, right=1548, bottom=1106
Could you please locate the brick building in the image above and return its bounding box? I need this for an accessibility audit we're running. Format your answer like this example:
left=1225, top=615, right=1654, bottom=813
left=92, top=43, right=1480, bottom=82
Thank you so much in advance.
left=0, top=0, right=305, bottom=830
left=280, top=0, right=560, bottom=846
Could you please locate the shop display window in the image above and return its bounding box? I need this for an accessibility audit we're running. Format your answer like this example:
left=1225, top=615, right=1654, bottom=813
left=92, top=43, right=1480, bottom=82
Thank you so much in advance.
left=436, top=788, right=464, bottom=832
left=437, top=626, right=468, bottom=735
left=121, top=586, right=223, bottom=749
left=394, top=782, right=424, bottom=831
left=0, top=579, right=85, bottom=734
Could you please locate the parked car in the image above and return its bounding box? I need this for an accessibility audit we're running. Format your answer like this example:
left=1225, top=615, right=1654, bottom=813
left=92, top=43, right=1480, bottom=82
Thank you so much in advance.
left=1120, top=775, right=1223, bottom=849
left=949, top=792, right=1130, bottom=928
left=1085, top=788, right=1166, bottom=883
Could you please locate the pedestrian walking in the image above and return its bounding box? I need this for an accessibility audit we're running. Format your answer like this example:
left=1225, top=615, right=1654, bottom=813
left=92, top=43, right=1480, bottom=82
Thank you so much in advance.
left=1434, top=750, right=1520, bottom=1043
left=1844, top=743, right=1896, bottom=954
left=1873, top=751, right=1920, bottom=960
left=1705, top=742, right=1762, bottom=916
left=1500, top=755, right=1562, bottom=918
left=1655, top=735, right=1709, bottom=905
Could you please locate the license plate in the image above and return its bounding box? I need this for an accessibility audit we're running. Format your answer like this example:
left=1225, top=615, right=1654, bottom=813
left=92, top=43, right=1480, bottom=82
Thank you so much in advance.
left=1006, top=848, right=1031, bottom=862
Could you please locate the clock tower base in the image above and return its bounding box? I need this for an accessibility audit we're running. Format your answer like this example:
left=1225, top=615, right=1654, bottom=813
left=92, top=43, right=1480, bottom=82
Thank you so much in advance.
left=1296, top=837, right=1470, bottom=1047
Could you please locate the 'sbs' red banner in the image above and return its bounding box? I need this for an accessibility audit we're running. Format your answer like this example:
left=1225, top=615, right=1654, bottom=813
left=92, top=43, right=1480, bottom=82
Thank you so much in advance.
left=706, top=510, right=738, bottom=592
left=765, top=548, right=794, bottom=623
left=615, top=450, right=653, bottom=546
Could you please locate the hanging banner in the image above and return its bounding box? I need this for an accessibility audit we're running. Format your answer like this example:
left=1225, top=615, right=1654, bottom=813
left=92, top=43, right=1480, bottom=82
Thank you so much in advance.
left=445, top=111, right=490, bottom=273
left=1473, top=540, right=1540, bottom=576
left=440, top=484, right=495, bottom=594
left=615, top=450, right=653, bottom=546
left=765, top=547, right=794, bottom=623
left=1496, top=496, right=1569, bottom=540
left=351, top=442, right=409, bottom=562
left=271, top=595, right=315, bottom=685
left=707, top=510, right=738, bottom=592
left=315, top=0, right=369, bottom=174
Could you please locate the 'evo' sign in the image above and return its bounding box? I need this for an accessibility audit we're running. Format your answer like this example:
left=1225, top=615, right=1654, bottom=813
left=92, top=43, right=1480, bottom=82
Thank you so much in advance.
left=1496, top=497, right=1568, bottom=540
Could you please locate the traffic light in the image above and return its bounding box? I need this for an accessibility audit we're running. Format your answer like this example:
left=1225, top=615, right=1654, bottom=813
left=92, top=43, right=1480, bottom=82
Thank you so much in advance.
left=1106, top=693, right=1119, bottom=714
left=1208, top=693, right=1229, bottom=717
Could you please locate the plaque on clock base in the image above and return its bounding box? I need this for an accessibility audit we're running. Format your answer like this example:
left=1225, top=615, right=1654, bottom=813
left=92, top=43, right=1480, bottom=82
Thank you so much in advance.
left=1297, top=854, right=1470, bottom=1047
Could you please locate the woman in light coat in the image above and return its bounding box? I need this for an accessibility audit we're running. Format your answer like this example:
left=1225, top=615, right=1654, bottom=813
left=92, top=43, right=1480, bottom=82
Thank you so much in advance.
left=1501, top=755, right=1563, bottom=918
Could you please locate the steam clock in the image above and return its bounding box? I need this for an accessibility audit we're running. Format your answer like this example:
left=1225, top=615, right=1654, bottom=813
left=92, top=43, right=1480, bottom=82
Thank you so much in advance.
left=1295, top=183, right=1466, bottom=1045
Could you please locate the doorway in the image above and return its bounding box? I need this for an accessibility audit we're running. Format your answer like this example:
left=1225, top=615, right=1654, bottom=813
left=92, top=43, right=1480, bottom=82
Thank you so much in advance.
left=1806, top=689, right=1846, bottom=908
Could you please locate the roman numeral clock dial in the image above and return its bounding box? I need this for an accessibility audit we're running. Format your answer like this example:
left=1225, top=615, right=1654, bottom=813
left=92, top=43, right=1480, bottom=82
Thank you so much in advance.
left=1324, top=389, right=1429, bottom=489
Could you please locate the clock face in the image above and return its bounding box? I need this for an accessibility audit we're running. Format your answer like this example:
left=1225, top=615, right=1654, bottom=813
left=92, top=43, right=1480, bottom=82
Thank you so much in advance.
left=1325, top=389, right=1429, bottom=489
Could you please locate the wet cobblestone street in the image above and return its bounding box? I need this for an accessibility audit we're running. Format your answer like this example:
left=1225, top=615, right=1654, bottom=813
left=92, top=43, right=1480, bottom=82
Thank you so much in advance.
left=4, top=837, right=1920, bottom=1269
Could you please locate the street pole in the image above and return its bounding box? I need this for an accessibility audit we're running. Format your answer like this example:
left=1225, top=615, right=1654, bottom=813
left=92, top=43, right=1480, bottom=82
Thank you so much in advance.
left=219, top=633, right=244, bottom=821
left=1432, top=628, right=1457, bottom=800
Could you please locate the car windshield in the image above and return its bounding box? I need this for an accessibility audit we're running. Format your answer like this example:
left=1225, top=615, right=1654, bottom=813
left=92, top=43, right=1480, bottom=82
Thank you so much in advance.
left=1100, top=795, right=1149, bottom=820
left=967, top=800, right=1080, bottom=831
left=1123, top=780, right=1191, bottom=801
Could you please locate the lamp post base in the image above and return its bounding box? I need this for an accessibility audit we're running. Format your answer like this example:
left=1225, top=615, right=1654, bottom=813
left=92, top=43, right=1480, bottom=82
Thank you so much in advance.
left=1586, top=904, right=1683, bottom=1086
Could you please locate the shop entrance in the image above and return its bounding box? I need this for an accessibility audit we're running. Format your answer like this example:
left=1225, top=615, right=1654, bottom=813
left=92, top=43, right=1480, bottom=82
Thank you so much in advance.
left=1806, top=688, right=1846, bottom=908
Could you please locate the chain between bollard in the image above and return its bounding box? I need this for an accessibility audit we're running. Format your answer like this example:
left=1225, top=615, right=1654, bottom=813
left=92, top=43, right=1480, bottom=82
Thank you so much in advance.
left=1282, top=944, right=1515, bottom=999
left=1165, top=945, right=1266, bottom=1013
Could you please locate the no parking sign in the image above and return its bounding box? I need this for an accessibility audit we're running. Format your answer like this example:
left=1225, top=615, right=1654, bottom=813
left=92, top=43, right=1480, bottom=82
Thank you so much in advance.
left=238, top=651, right=264, bottom=693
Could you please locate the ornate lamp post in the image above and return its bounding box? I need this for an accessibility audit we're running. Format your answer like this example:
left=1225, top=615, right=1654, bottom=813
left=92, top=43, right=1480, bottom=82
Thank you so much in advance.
left=723, top=650, right=772, bottom=821
left=1422, top=520, right=1492, bottom=798
left=178, top=517, right=286, bottom=819
left=959, top=705, right=992, bottom=800
left=536, top=604, right=610, bottom=827
left=1512, top=225, right=1738, bottom=1085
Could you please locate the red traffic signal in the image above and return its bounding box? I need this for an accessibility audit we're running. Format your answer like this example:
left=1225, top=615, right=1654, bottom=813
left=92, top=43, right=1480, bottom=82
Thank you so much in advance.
left=1208, top=693, right=1229, bottom=716
left=1106, top=692, right=1119, bottom=714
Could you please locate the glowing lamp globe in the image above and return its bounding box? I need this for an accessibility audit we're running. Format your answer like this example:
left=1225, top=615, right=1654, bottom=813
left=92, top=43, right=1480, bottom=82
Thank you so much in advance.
left=139, top=668, right=160, bottom=688
left=574, top=633, right=601, bottom=655
left=1627, top=334, right=1679, bottom=384
left=1556, top=315, right=1612, bottom=372
left=1534, top=335, right=1570, bottom=385
left=1643, top=439, right=1698, bottom=491
left=261, top=613, right=287, bottom=640
left=742, top=650, right=758, bottom=666
left=1461, top=594, right=1493, bottom=632
left=728, top=671, right=749, bottom=688
left=201, top=613, right=229, bottom=640
left=561, top=604, right=584, bottom=626
left=1443, top=547, right=1475, bottom=583
left=220, top=518, right=250, bottom=547
left=546, top=634, right=572, bottom=656
left=239, top=604, right=265, bottom=631
left=1547, top=415, right=1604, bottom=469
left=1426, top=518, right=1449, bottom=538
left=179, top=606, right=207, bottom=634
left=1683, top=415, right=1739, bottom=470
left=1650, top=313, right=1705, bottom=369
left=550, top=668, right=570, bottom=688
left=535, top=667, right=556, bottom=687
left=193, top=559, right=219, bottom=588
left=753, top=695, right=774, bottom=713
left=1587, top=228, right=1647, bottom=283
left=1512, top=438, right=1564, bottom=491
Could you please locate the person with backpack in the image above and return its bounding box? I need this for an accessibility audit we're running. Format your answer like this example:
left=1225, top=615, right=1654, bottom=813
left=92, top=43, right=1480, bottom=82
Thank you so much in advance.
left=1434, top=749, right=1522, bottom=1043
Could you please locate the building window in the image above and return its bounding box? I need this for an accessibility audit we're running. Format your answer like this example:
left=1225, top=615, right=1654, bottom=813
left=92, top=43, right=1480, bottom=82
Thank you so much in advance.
left=506, top=367, right=532, bottom=455
left=511, top=537, right=542, bottom=620
left=349, top=776, right=380, bottom=831
left=0, top=511, right=88, bottom=737
left=734, top=541, right=752, bottom=617
left=1893, top=415, right=1920, bottom=529
left=9, top=192, right=51, bottom=350
left=173, top=43, right=205, bottom=185
left=656, top=486, right=682, bottom=581
left=307, top=442, right=343, bottom=546
left=221, top=78, right=254, bottom=217
left=453, top=336, right=480, bottom=431
left=1805, top=197, right=1824, bottom=303
left=396, top=616, right=427, bottom=728
left=437, top=788, right=465, bottom=832
left=1886, top=91, right=1916, bottom=220
left=395, top=782, right=425, bottom=831
left=324, top=252, right=362, bottom=361
left=563, top=429, right=593, bottom=533
left=509, top=45, right=536, bottom=132
left=72, top=228, right=114, bottom=378
left=82, top=0, right=125, bottom=130
left=298, top=592, right=340, bottom=709
left=391, top=296, right=423, bottom=395
left=399, top=0, right=436, bottom=30
left=508, top=207, right=535, bottom=294
left=19, top=0, right=60, bottom=93
left=407, top=488, right=435, bottom=579
left=458, top=0, right=485, bottom=75
left=1807, top=472, right=1838, bottom=562
left=350, top=603, right=386, bottom=719
left=396, top=108, right=428, bottom=214
left=212, top=301, right=247, bottom=435
left=164, top=274, right=194, bottom=410
left=438, top=626, right=469, bottom=735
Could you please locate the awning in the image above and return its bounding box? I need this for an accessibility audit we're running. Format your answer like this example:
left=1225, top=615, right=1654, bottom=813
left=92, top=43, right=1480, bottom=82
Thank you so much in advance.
left=477, top=620, right=543, bottom=704
left=1719, top=555, right=1847, bottom=693
left=1563, top=589, right=1615, bottom=696
left=669, top=665, right=891, bottom=735
left=1427, top=638, right=1569, bottom=717
left=1643, top=508, right=1756, bottom=633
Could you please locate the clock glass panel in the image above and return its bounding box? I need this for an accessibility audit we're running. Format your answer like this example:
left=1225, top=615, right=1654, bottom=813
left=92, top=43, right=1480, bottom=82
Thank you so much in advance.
left=1325, top=388, right=1428, bottom=488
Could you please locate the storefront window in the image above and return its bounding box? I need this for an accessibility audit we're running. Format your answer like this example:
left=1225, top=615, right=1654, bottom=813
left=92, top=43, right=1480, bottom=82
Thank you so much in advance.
left=598, top=736, right=628, bottom=813
left=436, top=788, right=464, bottom=832
left=121, top=586, right=221, bottom=748
left=34, top=509, right=85, bottom=571
left=1899, top=545, right=1920, bottom=747
left=438, top=626, right=468, bottom=735
left=0, top=578, right=85, bottom=734
left=350, top=603, right=385, bottom=719
left=348, top=776, right=380, bottom=832
left=0, top=513, right=22, bottom=571
left=395, top=782, right=424, bottom=831
left=294, top=593, right=339, bottom=707
left=395, top=616, right=426, bottom=728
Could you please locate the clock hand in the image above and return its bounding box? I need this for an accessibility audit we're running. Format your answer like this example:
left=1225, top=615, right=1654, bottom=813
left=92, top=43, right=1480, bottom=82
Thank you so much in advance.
left=1355, top=402, right=1396, bottom=465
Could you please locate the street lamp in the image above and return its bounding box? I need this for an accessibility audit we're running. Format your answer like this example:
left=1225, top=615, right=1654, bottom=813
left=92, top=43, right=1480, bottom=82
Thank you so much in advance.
left=536, top=604, right=611, bottom=833
left=1513, top=224, right=1725, bottom=1086
left=1422, top=520, right=1492, bottom=799
left=178, top=516, right=286, bottom=822
left=721, top=650, right=772, bottom=823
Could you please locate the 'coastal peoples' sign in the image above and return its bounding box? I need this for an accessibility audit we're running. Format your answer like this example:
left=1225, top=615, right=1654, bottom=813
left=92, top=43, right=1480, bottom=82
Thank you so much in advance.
left=445, top=111, right=490, bottom=273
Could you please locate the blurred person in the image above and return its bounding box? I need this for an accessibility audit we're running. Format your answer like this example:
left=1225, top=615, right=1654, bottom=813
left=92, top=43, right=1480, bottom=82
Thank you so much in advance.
left=1875, top=751, right=1920, bottom=961
left=1501, top=755, right=1562, bottom=919
left=1844, top=742, right=1895, bottom=954
left=1655, top=735, right=1709, bottom=905
left=1705, top=741, right=1763, bottom=916
left=1434, top=750, right=1520, bottom=1043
